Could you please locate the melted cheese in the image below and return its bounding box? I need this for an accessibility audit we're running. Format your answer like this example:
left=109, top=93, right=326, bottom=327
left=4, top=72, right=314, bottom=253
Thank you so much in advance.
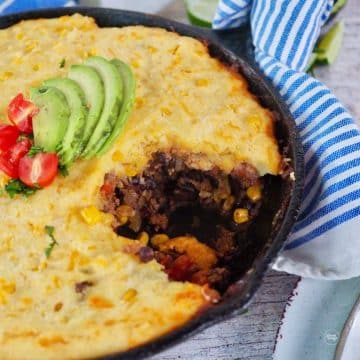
left=0, top=14, right=281, bottom=359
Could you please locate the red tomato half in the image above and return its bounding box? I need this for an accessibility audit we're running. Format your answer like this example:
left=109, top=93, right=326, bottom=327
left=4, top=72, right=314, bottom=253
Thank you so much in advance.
left=0, top=124, right=19, bottom=152
left=0, top=156, right=17, bottom=178
left=0, top=138, right=31, bottom=178
left=8, top=138, right=32, bottom=167
left=19, top=152, right=58, bottom=188
left=8, top=93, right=38, bottom=134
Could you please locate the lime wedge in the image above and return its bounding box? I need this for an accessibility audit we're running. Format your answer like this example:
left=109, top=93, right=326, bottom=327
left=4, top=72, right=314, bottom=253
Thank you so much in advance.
left=331, top=0, right=347, bottom=15
left=306, top=52, right=318, bottom=72
left=185, top=0, right=218, bottom=28
left=316, top=21, right=344, bottom=64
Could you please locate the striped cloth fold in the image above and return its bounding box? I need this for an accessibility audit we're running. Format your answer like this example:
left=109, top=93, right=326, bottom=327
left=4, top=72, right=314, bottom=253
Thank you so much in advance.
left=214, top=0, right=360, bottom=279
left=0, top=0, right=76, bottom=14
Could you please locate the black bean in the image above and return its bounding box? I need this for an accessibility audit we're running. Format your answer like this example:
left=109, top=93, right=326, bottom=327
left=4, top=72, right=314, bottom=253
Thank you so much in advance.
left=138, top=246, right=154, bottom=263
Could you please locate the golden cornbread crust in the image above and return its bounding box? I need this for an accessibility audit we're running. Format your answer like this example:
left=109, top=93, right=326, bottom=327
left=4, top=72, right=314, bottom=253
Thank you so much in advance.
left=0, top=14, right=282, bottom=359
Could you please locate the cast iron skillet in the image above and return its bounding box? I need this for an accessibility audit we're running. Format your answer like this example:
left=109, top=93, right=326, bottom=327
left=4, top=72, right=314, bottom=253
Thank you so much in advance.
left=0, top=7, right=304, bottom=359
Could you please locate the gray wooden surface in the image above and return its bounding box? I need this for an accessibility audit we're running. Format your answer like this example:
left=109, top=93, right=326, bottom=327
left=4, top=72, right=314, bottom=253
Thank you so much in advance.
left=152, top=1, right=360, bottom=359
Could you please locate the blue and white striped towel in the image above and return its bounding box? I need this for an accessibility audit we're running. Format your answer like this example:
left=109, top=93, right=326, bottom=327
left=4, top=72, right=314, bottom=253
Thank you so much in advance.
left=214, top=0, right=360, bottom=279
left=0, top=0, right=76, bottom=14
left=1, top=0, right=359, bottom=279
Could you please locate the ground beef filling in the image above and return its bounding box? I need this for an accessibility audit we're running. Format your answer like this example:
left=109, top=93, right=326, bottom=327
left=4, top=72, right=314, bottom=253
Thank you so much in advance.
left=101, top=152, right=263, bottom=292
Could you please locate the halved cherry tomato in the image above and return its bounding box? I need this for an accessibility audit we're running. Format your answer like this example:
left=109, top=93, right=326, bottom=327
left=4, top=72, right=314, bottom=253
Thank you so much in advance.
left=19, top=152, right=58, bottom=188
left=0, top=138, right=32, bottom=178
left=8, top=138, right=32, bottom=167
left=0, top=156, right=17, bottom=178
left=166, top=255, right=195, bottom=282
left=0, top=124, right=19, bottom=152
left=8, top=93, right=38, bottom=134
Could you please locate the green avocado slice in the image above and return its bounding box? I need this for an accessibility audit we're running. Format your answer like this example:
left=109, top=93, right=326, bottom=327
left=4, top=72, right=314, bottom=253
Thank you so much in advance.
left=97, top=59, right=136, bottom=155
left=81, top=56, right=123, bottom=159
left=43, top=78, right=88, bottom=166
left=30, top=86, right=70, bottom=153
left=68, top=64, right=105, bottom=149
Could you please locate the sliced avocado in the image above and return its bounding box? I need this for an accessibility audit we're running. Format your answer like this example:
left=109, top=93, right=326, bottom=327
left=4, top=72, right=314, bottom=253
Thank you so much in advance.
left=30, top=86, right=70, bottom=152
left=43, top=78, right=88, bottom=166
left=81, top=56, right=123, bottom=159
left=97, top=59, right=136, bottom=155
left=68, top=64, right=105, bottom=148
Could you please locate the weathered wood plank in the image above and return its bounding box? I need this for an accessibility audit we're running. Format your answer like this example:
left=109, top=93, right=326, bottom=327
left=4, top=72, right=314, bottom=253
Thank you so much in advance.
left=152, top=271, right=298, bottom=360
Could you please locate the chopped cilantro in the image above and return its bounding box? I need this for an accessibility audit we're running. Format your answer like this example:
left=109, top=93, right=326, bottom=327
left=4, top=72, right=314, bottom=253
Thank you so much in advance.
left=27, top=146, right=44, bottom=158
left=58, top=164, right=69, bottom=177
left=44, top=225, right=58, bottom=258
left=59, top=58, right=66, bottom=68
left=18, top=134, right=32, bottom=141
left=4, top=179, right=39, bottom=198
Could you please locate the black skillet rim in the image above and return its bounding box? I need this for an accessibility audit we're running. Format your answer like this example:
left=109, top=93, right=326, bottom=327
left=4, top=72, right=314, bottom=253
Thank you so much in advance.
left=0, top=7, right=304, bottom=360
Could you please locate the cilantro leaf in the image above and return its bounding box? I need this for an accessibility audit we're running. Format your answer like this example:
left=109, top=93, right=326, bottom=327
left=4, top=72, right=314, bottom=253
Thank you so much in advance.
left=4, top=179, right=39, bottom=198
left=18, top=134, right=33, bottom=141
left=27, top=146, right=44, bottom=158
left=45, top=225, right=55, bottom=237
left=44, top=225, right=58, bottom=258
left=58, top=164, right=69, bottom=177
left=59, top=58, right=66, bottom=68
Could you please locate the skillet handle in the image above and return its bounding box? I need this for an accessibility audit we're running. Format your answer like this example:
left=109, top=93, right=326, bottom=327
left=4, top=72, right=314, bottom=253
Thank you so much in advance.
left=207, top=24, right=254, bottom=61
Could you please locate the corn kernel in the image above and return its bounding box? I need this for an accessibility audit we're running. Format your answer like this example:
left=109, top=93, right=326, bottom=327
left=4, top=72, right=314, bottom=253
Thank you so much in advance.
left=80, top=206, right=102, bottom=225
left=151, top=234, right=169, bottom=247
left=122, top=288, right=137, bottom=302
left=161, top=107, right=172, bottom=116
left=123, top=164, right=138, bottom=177
left=0, top=292, right=7, bottom=305
left=135, top=98, right=144, bottom=108
left=25, top=41, right=37, bottom=53
left=112, top=150, right=124, bottom=162
left=0, top=71, right=13, bottom=81
left=233, top=208, right=249, bottom=224
left=77, top=49, right=88, bottom=59
left=0, top=174, right=10, bottom=189
left=88, top=295, right=113, bottom=309
left=32, top=64, right=40, bottom=71
left=16, top=33, right=24, bottom=40
left=12, top=56, right=22, bottom=65
left=131, top=59, right=140, bottom=68
left=137, top=232, right=149, bottom=246
left=59, top=16, right=68, bottom=23
left=21, top=297, right=33, bottom=305
left=117, top=205, right=135, bottom=218
left=118, top=216, right=128, bottom=226
left=94, top=257, right=108, bottom=267
left=148, top=46, right=158, bottom=54
left=38, top=261, right=47, bottom=271
left=88, top=48, right=97, bottom=56
left=246, top=185, right=261, bottom=202
left=195, top=78, right=209, bottom=87
left=59, top=28, right=68, bottom=37
left=223, top=196, right=235, bottom=211
left=0, top=278, right=16, bottom=294
left=52, top=275, right=61, bottom=289
left=67, top=250, right=79, bottom=271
